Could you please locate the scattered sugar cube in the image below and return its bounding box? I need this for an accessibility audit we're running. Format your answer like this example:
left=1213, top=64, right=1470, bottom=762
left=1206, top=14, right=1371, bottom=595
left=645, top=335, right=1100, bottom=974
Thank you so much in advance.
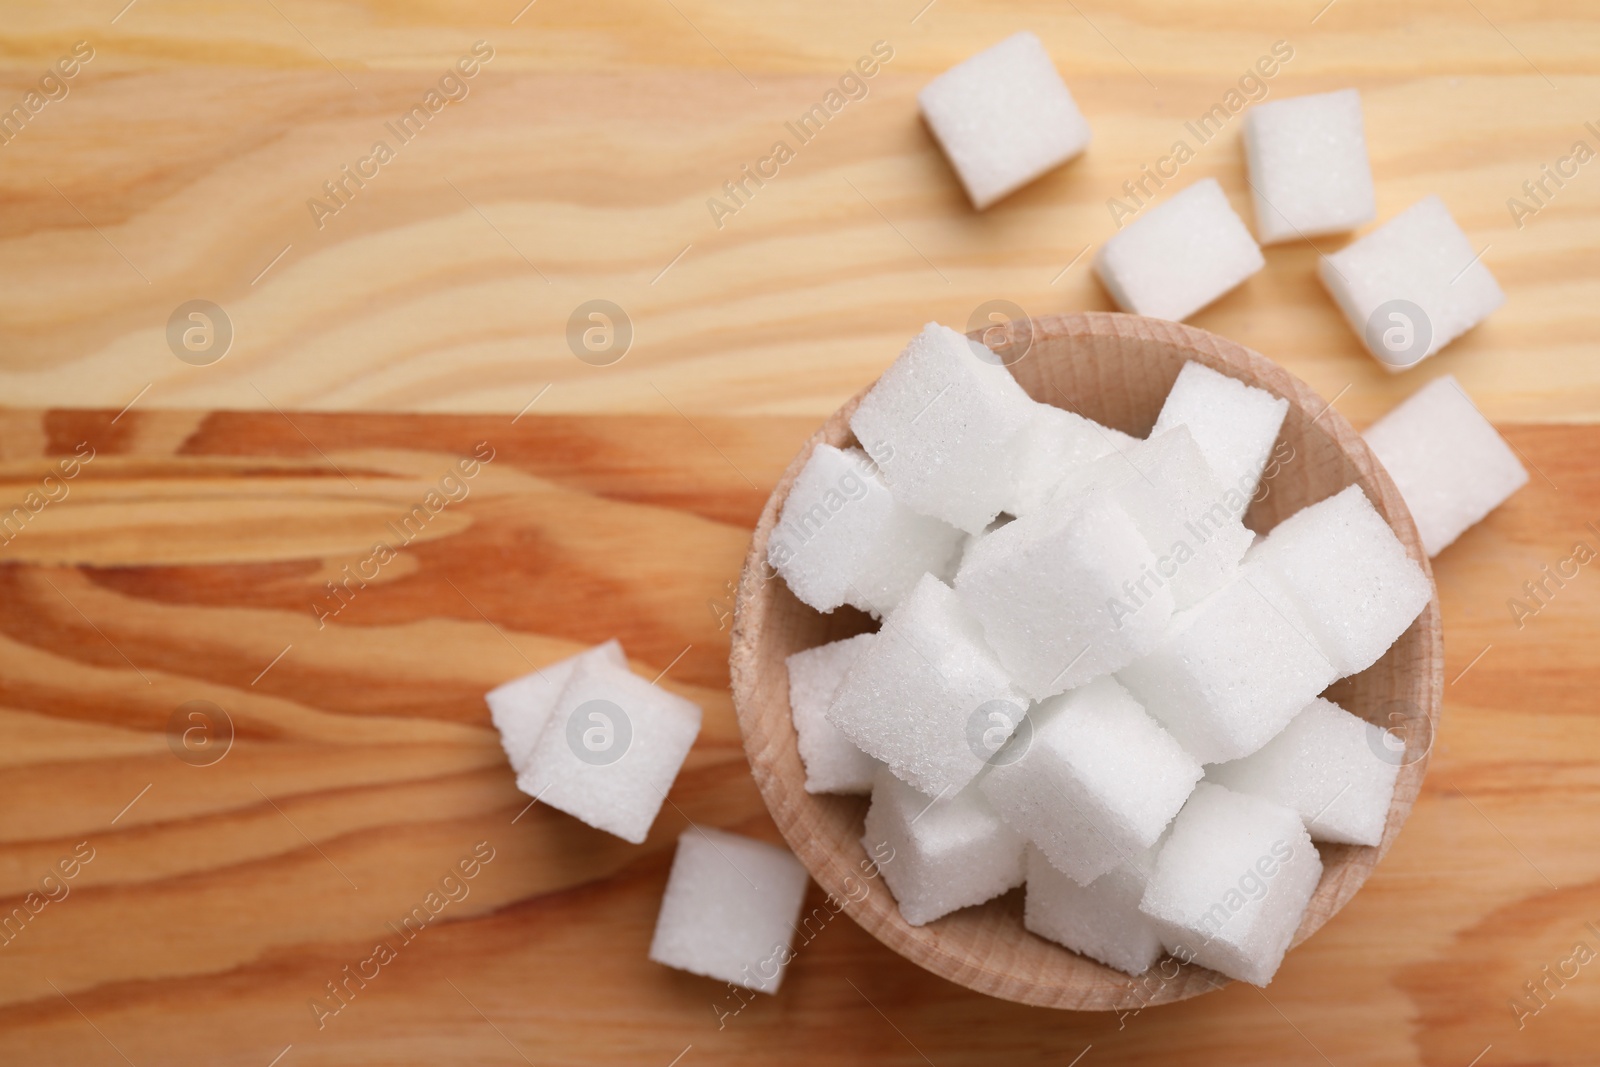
left=486, top=639, right=626, bottom=775
left=518, top=657, right=702, bottom=844
left=851, top=323, right=1036, bottom=534
left=1318, top=196, right=1505, bottom=369
left=1056, top=426, right=1256, bottom=610
left=1151, top=362, right=1289, bottom=499
left=1093, top=178, right=1266, bottom=322
left=787, top=634, right=882, bottom=795
left=1024, top=841, right=1166, bottom=976
left=980, top=676, right=1201, bottom=886
left=1208, top=697, right=1400, bottom=846
left=1243, top=89, right=1377, bottom=244
left=1007, top=400, right=1136, bottom=516
left=1119, top=564, right=1337, bottom=764
left=955, top=493, right=1172, bottom=699
left=1362, top=374, right=1529, bottom=556
left=1249, top=485, right=1431, bottom=677
left=862, top=767, right=1025, bottom=926
left=648, top=827, right=811, bottom=993
left=827, top=574, right=1029, bottom=795
left=769, top=443, right=964, bottom=616
left=917, top=31, right=1092, bottom=210
left=1139, top=783, right=1323, bottom=986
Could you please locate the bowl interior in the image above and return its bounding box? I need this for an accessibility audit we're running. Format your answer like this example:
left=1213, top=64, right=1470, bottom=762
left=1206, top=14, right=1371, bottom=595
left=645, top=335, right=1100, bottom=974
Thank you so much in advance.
left=729, top=312, right=1442, bottom=1010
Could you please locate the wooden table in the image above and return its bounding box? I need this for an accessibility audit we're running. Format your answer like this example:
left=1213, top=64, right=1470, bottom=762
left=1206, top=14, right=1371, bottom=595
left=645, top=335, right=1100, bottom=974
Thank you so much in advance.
left=1, top=3, right=1597, bottom=1064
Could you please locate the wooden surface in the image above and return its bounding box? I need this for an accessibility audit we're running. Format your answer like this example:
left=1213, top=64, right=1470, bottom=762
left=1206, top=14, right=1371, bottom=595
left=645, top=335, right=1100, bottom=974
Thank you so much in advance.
left=0, top=2, right=1598, bottom=424
left=0, top=405, right=1592, bottom=1066
left=2, top=1, right=1599, bottom=1064
left=730, top=313, right=1441, bottom=1011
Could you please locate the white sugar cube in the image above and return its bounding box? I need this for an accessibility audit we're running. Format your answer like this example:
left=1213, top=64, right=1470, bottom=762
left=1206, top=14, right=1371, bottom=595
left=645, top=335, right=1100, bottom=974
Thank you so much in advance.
left=1024, top=842, right=1166, bottom=976
left=980, top=677, right=1202, bottom=886
left=1151, top=362, right=1289, bottom=499
left=1118, top=565, right=1337, bottom=764
left=862, top=768, right=1025, bottom=926
left=1057, top=426, right=1256, bottom=610
left=517, top=658, right=702, bottom=844
left=1249, top=485, right=1431, bottom=677
left=1209, top=697, right=1400, bottom=846
left=851, top=323, right=1036, bottom=534
left=1006, top=400, right=1136, bottom=517
left=1094, top=178, right=1265, bottom=322
left=648, top=827, right=811, bottom=993
left=954, top=515, right=1014, bottom=578
left=955, top=493, right=1171, bottom=699
left=769, top=443, right=964, bottom=616
left=486, top=639, right=626, bottom=774
left=1244, top=89, right=1376, bottom=244
left=786, top=633, right=882, bottom=795
left=1139, top=783, right=1323, bottom=986
left=828, top=574, right=1028, bottom=796
left=1362, top=375, right=1529, bottom=556
left=917, top=31, right=1092, bottom=210
left=1318, top=196, right=1505, bottom=369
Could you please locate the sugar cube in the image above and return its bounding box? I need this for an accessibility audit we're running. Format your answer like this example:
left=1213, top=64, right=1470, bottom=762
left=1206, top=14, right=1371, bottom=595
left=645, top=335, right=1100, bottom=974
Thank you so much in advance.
left=954, top=515, right=1014, bottom=579
left=1243, top=89, right=1376, bottom=244
left=1024, top=841, right=1166, bottom=976
left=1318, top=196, right=1505, bottom=369
left=648, top=827, right=811, bottom=993
left=787, top=633, right=882, bottom=795
left=1249, top=484, right=1431, bottom=676
left=1094, top=178, right=1265, bottom=322
left=980, top=676, right=1202, bottom=886
left=1118, top=564, right=1337, bottom=764
left=850, top=323, right=1036, bottom=534
left=1208, top=697, right=1400, bottom=846
left=486, top=639, right=626, bottom=774
left=827, top=574, right=1029, bottom=795
left=917, top=31, right=1092, bottom=210
left=1055, top=426, right=1254, bottom=610
left=1151, top=362, right=1289, bottom=499
left=1362, top=375, right=1529, bottom=556
left=1139, top=783, right=1323, bottom=986
left=518, top=657, right=702, bottom=844
left=862, top=767, right=1025, bottom=926
left=1006, top=400, right=1136, bottom=517
left=769, top=443, right=965, bottom=616
left=955, top=493, right=1172, bottom=699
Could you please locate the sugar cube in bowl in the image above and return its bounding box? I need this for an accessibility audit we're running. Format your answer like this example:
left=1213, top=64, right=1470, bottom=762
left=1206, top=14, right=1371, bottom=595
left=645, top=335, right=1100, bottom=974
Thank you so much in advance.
left=728, top=311, right=1441, bottom=1010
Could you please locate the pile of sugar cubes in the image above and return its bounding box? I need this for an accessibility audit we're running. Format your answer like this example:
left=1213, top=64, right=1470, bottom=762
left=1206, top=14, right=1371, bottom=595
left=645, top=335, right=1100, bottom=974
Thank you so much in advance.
left=919, top=33, right=1503, bottom=368
left=773, top=322, right=1527, bottom=986
left=474, top=30, right=1532, bottom=1000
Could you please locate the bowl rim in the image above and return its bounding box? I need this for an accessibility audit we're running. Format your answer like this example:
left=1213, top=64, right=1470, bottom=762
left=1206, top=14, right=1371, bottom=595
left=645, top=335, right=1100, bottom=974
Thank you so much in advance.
left=729, top=311, right=1443, bottom=1010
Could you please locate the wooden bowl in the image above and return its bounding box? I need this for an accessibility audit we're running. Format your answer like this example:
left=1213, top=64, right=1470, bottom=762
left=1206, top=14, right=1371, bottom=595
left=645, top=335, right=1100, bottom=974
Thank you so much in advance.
left=728, top=312, right=1442, bottom=1010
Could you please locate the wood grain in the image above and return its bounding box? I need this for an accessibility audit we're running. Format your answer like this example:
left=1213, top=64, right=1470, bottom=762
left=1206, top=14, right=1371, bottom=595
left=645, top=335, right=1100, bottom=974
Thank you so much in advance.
left=0, top=0, right=1596, bottom=1062
left=0, top=405, right=1591, bottom=1065
left=730, top=312, right=1441, bottom=1010
left=0, top=2, right=1597, bottom=424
